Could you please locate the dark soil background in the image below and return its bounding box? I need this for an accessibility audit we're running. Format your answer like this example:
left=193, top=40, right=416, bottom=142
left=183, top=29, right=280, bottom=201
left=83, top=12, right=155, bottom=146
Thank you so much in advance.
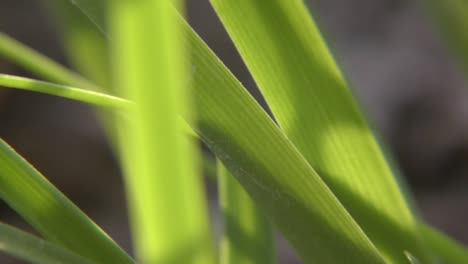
left=0, top=0, right=467, bottom=263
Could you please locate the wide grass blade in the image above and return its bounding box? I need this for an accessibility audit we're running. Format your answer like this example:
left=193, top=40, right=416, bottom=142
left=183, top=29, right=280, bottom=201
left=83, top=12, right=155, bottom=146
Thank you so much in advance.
left=209, top=0, right=429, bottom=262
left=424, top=0, right=468, bottom=73
left=0, top=223, right=93, bottom=264
left=108, top=0, right=215, bottom=263
left=0, top=74, right=130, bottom=108
left=217, top=161, right=275, bottom=264
left=0, top=139, right=133, bottom=263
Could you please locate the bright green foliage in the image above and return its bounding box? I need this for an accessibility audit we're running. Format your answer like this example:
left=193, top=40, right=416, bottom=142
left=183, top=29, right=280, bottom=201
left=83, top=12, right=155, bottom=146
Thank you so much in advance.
left=0, top=223, right=94, bottom=264
left=0, top=139, right=133, bottom=264
left=108, top=0, right=214, bottom=263
left=185, top=26, right=385, bottom=263
left=217, top=161, right=275, bottom=264
left=0, top=74, right=130, bottom=109
left=0, top=4, right=381, bottom=263
left=209, top=0, right=429, bottom=262
left=424, top=0, right=468, bottom=73
left=0, top=1, right=467, bottom=263
left=1, top=5, right=385, bottom=263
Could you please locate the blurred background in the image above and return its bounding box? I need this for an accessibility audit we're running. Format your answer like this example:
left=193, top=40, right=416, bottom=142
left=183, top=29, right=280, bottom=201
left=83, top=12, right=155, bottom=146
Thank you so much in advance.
left=0, top=0, right=467, bottom=263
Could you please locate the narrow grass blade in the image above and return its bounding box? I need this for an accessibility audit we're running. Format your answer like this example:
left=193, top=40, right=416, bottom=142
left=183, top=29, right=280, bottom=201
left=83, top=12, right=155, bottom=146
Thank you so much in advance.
left=419, top=223, right=468, bottom=264
left=0, top=30, right=119, bottom=149
left=0, top=33, right=99, bottom=91
left=0, top=73, right=196, bottom=140
left=0, top=223, right=94, bottom=264
left=424, top=0, right=468, bottom=73
left=108, top=0, right=215, bottom=263
left=0, top=74, right=130, bottom=109
left=0, top=139, right=134, bottom=264
left=209, top=0, right=428, bottom=262
left=6, top=4, right=384, bottom=262
left=48, top=0, right=109, bottom=88
left=217, top=160, right=275, bottom=264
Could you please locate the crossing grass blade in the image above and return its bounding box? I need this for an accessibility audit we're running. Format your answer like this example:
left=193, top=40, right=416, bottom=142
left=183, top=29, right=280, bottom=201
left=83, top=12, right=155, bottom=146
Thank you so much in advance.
left=0, top=139, right=134, bottom=264
left=184, top=25, right=385, bottom=263
left=0, top=74, right=130, bottom=109
left=0, top=223, right=94, bottom=264
left=217, top=161, right=276, bottom=264
left=209, top=0, right=430, bottom=262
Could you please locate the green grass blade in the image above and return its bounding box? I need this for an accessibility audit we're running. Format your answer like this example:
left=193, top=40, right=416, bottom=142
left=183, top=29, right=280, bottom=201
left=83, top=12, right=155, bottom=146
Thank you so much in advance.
left=0, top=139, right=134, bottom=264
left=0, top=223, right=94, bottom=264
left=217, top=160, right=275, bottom=264
left=108, top=0, right=215, bottom=263
left=4, top=4, right=384, bottom=262
left=0, top=74, right=130, bottom=109
left=424, top=0, right=468, bottom=73
left=0, top=73, right=196, bottom=138
left=209, top=0, right=428, bottom=262
left=48, top=0, right=109, bottom=88
left=0, top=30, right=120, bottom=150
left=185, top=25, right=384, bottom=263
left=419, top=223, right=468, bottom=264
left=0, top=33, right=99, bottom=91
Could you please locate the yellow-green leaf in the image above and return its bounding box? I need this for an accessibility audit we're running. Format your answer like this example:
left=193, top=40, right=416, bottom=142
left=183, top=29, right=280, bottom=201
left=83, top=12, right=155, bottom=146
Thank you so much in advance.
left=0, top=223, right=94, bottom=264
left=0, top=139, right=133, bottom=264
left=209, top=0, right=428, bottom=262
